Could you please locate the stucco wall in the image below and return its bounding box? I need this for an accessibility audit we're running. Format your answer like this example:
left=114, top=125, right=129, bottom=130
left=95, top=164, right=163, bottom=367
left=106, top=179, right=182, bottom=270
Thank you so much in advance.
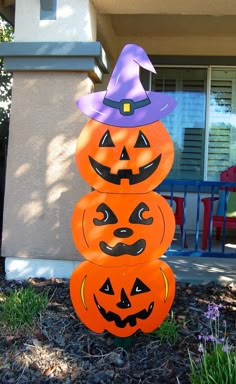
left=14, top=0, right=97, bottom=42
left=2, top=72, right=92, bottom=261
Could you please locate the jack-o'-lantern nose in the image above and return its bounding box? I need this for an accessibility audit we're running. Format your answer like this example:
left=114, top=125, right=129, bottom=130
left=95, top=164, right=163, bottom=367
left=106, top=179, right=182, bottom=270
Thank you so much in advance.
left=120, top=146, right=130, bottom=160
left=114, top=227, right=133, bottom=238
left=117, top=288, right=131, bottom=309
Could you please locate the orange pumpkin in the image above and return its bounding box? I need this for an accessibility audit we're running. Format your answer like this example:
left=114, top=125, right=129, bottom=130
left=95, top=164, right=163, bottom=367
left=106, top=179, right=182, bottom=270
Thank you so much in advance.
left=72, top=190, right=175, bottom=267
left=70, top=259, right=175, bottom=337
left=75, top=119, right=174, bottom=193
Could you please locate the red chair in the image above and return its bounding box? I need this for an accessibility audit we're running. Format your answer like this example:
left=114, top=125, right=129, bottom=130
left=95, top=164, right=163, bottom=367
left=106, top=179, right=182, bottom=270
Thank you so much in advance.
left=162, top=195, right=188, bottom=248
left=201, top=165, right=236, bottom=250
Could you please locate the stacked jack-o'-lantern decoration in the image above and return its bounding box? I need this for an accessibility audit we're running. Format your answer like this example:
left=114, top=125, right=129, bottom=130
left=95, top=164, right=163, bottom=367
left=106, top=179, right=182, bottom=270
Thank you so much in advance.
left=70, top=44, right=177, bottom=337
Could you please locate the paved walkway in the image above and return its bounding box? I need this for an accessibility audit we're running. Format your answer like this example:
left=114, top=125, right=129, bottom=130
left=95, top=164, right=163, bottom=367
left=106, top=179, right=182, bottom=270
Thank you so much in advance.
left=162, top=255, right=236, bottom=286
left=3, top=255, right=236, bottom=284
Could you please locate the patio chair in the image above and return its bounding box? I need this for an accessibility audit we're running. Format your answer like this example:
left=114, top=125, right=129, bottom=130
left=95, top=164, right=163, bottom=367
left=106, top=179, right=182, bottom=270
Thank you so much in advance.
left=162, top=195, right=188, bottom=248
left=201, top=165, right=236, bottom=250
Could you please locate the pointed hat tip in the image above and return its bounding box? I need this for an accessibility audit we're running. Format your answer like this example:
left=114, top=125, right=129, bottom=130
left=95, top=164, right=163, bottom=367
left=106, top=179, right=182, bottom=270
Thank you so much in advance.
left=121, top=43, right=156, bottom=74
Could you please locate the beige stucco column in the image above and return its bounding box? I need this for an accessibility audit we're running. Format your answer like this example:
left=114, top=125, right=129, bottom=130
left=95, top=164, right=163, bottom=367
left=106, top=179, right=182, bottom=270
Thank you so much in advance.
left=0, top=0, right=109, bottom=278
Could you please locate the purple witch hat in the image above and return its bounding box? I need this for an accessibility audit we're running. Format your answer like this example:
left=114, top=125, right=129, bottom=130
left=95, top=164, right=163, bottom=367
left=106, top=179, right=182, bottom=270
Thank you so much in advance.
left=77, top=44, right=176, bottom=127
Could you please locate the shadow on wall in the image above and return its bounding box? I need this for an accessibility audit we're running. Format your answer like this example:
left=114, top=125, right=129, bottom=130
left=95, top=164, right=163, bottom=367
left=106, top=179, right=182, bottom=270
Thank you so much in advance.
left=1, top=72, right=91, bottom=263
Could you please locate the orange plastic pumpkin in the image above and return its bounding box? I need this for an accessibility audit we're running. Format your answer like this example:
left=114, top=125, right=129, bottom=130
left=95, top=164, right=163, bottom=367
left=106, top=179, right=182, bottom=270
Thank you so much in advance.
left=70, top=259, right=175, bottom=337
left=72, top=190, right=175, bottom=267
left=75, top=119, right=174, bottom=193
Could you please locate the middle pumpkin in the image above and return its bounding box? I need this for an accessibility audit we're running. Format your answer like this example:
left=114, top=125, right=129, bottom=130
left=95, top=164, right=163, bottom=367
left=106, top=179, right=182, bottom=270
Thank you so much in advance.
left=72, top=190, right=175, bottom=267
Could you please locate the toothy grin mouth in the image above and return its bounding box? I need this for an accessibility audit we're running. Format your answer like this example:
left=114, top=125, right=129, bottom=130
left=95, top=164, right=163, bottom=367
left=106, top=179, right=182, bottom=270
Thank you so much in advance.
left=89, top=154, right=161, bottom=185
left=94, top=295, right=154, bottom=328
left=99, top=239, right=146, bottom=256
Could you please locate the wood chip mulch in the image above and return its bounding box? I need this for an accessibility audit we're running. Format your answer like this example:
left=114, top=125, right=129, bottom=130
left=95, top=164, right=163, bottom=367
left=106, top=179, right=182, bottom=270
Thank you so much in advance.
left=0, top=268, right=235, bottom=384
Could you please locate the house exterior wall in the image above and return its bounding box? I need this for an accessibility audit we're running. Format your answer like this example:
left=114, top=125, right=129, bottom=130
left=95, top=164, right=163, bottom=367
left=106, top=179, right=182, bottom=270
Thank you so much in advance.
left=1, top=0, right=236, bottom=278
left=14, top=0, right=97, bottom=42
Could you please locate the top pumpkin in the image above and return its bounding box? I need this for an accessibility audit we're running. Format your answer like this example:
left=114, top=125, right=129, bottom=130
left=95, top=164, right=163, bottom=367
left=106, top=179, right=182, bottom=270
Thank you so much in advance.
left=76, top=119, right=174, bottom=193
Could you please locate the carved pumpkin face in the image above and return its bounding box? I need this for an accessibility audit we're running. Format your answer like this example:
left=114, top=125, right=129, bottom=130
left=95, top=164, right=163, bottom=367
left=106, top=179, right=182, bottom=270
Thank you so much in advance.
left=70, top=259, right=175, bottom=337
left=76, top=119, right=174, bottom=193
left=72, top=190, right=175, bottom=267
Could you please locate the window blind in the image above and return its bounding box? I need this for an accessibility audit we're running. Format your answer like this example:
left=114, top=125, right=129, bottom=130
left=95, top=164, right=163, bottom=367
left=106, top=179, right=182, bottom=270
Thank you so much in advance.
left=179, top=79, right=205, bottom=179
left=208, top=80, right=232, bottom=178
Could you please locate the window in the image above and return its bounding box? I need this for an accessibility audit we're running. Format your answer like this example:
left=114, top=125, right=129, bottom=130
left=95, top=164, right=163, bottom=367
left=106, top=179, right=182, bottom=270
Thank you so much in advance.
left=40, top=0, right=57, bottom=20
left=208, top=68, right=236, bottom=180
left=147, top=65, right=236, bottom=181
left=152, top=68, right=207, bottom=180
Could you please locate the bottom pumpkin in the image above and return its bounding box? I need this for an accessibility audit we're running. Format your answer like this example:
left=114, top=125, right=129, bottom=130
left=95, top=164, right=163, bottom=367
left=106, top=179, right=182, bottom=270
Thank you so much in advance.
left=70, top=259, right=175, bottom=337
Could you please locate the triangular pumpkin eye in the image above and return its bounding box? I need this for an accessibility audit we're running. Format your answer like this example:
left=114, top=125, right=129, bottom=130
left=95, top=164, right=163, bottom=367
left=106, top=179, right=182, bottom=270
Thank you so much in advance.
left=99, top=130, right=115, bottom=147
left=99, top=278, right=115, bottom=295
left=134, top=131, right=150, bottom=148
left=130, top=278, right=151, bottom=296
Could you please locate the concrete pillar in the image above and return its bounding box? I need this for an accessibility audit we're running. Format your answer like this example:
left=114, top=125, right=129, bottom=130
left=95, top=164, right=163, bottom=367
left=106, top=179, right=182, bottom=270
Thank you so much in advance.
left=0, top=0, right=108, bottom=279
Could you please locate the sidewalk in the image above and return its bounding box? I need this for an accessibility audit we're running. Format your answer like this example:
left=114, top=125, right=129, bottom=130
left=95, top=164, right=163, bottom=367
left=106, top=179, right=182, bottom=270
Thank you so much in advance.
left=162, top=255, right=236, bottom=286
left=3, top=255, right=236, bottom=284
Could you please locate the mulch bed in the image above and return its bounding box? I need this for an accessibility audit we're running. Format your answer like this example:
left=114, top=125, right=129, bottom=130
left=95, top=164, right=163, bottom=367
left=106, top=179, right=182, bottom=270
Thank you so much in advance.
left=0, top=266, right=235, bottom=384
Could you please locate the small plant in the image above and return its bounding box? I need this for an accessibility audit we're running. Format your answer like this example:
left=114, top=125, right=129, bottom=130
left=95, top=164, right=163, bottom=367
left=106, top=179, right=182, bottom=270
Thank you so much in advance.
left=0, top=286, right=48, bottom=331
left=152, top=311, right=180, bottom=346
left=188, top=303, right=236, bottom=384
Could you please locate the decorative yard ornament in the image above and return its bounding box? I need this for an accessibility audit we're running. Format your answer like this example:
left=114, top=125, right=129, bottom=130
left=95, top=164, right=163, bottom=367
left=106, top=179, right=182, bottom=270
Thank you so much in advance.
left=70, top=259, right=175, bottom=337
left=76, top=44, right=176, bottom=127
left=75, top=119, right=174, bottom=193
left=71, top=190, right=175, bottom=267
left=70, top=43, right=176, bottom=339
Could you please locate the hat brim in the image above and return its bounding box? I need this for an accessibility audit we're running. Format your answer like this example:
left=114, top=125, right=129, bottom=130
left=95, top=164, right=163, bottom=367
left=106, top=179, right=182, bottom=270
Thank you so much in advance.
left=77, top=91, right=176, bottom=127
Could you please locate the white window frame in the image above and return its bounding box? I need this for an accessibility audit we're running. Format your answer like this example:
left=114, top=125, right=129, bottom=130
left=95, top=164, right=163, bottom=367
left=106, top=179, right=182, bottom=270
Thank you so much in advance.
left=149, top=65, right=236, bottom=181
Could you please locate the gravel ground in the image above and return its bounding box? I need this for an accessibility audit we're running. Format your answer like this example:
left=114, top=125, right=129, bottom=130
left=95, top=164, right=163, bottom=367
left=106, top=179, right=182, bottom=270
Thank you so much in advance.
left=0, top=263, right=235, bottom=384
